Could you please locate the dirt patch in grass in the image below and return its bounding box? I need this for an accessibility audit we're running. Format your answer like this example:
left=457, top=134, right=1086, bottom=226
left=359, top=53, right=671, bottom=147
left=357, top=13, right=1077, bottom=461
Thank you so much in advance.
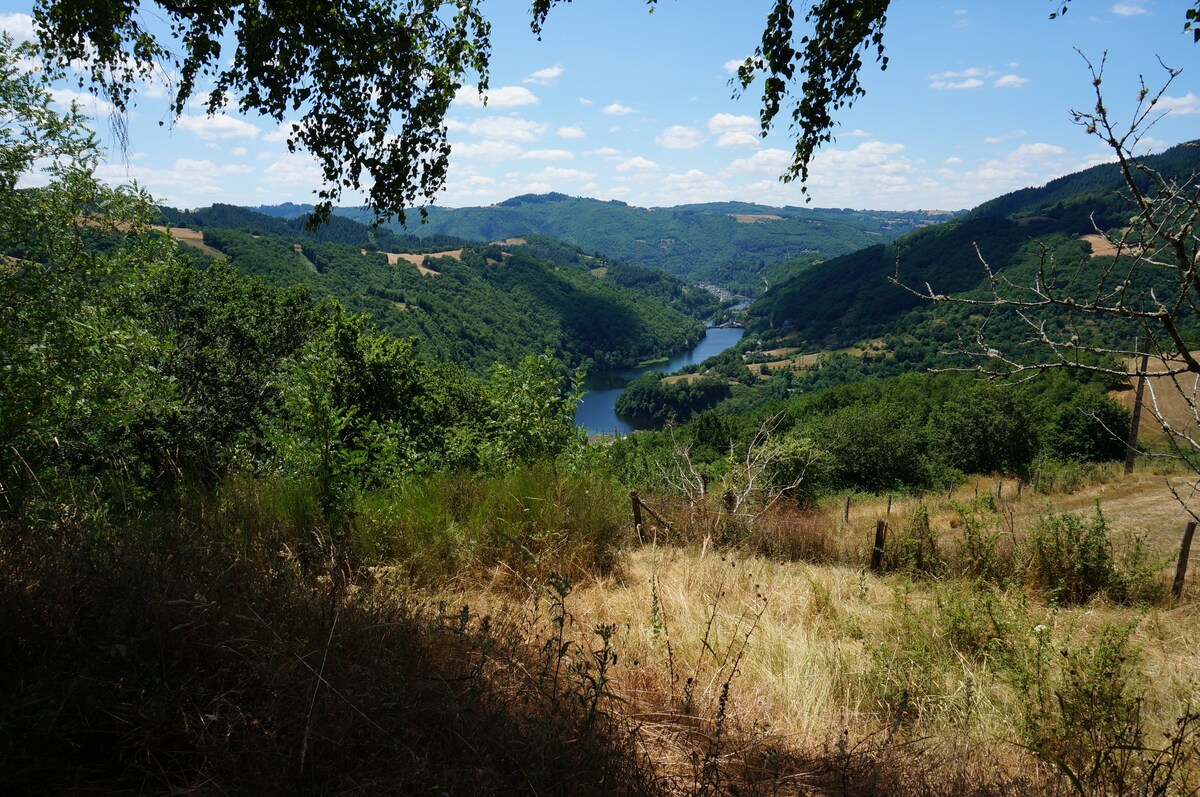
left=1081, top=230, right=1143, bottom=258
left=660, top=373, right=703, bottom=386
left=151, top=225, right=227, bottom=261
left=385, top=250, right=462, bottom=276
left=729, top=213, right=783, bottom=223
left=1082, top=232, right=1122, bottom=257
left=1111, top=353, right=1200, bottom=445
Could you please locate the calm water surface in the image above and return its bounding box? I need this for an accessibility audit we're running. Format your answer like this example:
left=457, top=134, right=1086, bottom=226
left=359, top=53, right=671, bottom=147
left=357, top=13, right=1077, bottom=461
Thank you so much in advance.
left=574, top=327, right=744, bottom=436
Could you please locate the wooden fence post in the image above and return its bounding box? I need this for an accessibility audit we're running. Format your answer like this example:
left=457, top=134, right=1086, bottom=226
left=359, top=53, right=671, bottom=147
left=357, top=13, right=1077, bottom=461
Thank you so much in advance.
left=1016, top=479, right=1023, bottom=499
left=870, top=519, right=888, bottom=573
left=844, top=495, right=851, bottom=523
left=886, top=495, right=892, bottom=515
left=630, top=490, right=643, bottom=539
left=996, top=480, right=1003, bottom=500
left=1126, top=338, right=1151, bottom=475
left=1172, top=521, right=1197, bottom=600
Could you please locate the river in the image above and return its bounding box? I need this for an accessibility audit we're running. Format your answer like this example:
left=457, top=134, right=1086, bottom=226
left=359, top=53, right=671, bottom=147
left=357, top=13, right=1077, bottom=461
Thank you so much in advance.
left=574, top=326, right=745, bottom=436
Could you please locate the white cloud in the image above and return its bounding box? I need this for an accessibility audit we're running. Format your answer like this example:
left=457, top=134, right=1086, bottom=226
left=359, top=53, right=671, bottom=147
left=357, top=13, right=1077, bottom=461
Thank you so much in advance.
left=263, top=121, right=299, bottom=143
left=961, top=142, right=1074, bottom=197
left=528, top=166, right=594, bottom=183
left=1158, top=92, right=1200, bottom=116
left=0, top=13, right=36, bottom=42
left=1112, top=3, right=1148, bottom=15
left=451, top=140, right=524, bottom=160
left=616, top=155, right=659, bottom=172
left=557, top=124, right=586, bottom=139
left=723, top=57, right=747, bottom=74
left=447, top=116, right=547, bottom=141
left=1014, top=143, right=1067, bottom=158
left=722, top=148, right=791, bottom=177
left=708, top=113, right=759, bottom=148
left=231, top=147, right=248, bottom=157
left=578, top=97, right=593, bottom=106
left=602, top=101, right=635, bottom=116
left=521, top=148, right=575, bottom=160
left=175, top=158, right=255, bottom=176
left=176, top=113, right=262, bottom=140
left=930, top=67, right=990, bottom=90
left=455, top=84, right=539, bottom=109
left=584, top=147, right=622, bottom=157
left=261, top=152, right=323, bottom=188
left=655, top=124, right=705, bottom=149
left=931, top=67, right=987, bottom=80
left=994, top=74, right=1030, bottom=88
left=932, top=77, right=984, bottom=90
left=944, top=156, right=964, bottom=165
left=94, top=157, right=257, bottom=203
left=983, top=129, right=1026, bottom=144
left=50, top=88, right=116, bottom=117
left=524, top=65, right=564, bottom=85
left=660, top=169, right=728, bottom=203
left=1131, top=136, right=1169, bottom=155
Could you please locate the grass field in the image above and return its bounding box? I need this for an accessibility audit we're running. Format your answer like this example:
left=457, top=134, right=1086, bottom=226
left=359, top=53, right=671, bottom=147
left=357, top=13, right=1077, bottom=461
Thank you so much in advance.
left=151, top=224, right=227, bottom=260
left=6, top=464, right=1200, bottom=794
left=383, top=249, right=463, bottom=275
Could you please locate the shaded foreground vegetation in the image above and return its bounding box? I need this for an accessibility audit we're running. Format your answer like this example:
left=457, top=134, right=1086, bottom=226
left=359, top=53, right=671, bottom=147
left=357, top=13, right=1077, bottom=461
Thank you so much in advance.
left=6, top=462, right=1200, bottom=795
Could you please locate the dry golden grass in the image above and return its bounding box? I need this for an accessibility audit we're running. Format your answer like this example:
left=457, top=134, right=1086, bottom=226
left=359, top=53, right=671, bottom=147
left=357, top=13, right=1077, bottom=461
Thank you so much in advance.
left=661, top=373, right=704, bottom=385
left=446, top=470, right=1200, bottom=794
left=1081, top=232, right=1123, bottom=257
left=150, top=224, right=227, bottom=260
left=1112, top=353, right=1200, bottom=446
left=458, top=472, right=1200, bottom=752
left=383, top=249, right=463, bottom=275
left=729, top=213, right=784, bottom=223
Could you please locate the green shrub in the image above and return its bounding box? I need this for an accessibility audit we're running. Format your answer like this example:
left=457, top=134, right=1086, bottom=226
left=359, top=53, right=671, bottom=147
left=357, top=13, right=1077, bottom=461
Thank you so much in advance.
left=885, top=505, right=942, bottom=576
left=1008, top=621, right=1149, bottom=793
left=1027, top=506, right=1118, bottom=604
left=350, top=465, right=628, bottom=581
left=950, top=504, right=1017, bottom=586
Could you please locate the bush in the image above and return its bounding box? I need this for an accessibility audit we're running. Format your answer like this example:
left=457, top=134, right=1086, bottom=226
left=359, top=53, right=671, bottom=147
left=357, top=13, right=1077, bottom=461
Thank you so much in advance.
left=350, top=464, right=629, bottom=581
left=1027, top=506, right=1117, bottom=604
left=885, top=505, right=942, bottom=576
left=1008, top=621, right=1149, bottom=794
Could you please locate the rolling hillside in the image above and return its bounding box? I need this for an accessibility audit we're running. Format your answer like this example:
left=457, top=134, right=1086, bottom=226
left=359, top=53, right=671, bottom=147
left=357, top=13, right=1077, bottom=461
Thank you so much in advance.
left=746, top=140, right=1200, bottom=354
left=155, top=205, right=709, bottom=375
left=334, top=194, right=954, bottom=295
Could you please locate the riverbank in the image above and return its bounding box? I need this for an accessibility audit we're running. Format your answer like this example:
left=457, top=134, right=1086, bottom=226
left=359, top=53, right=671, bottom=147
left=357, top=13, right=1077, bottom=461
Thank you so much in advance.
left=574, top=326, right=744, bottom=436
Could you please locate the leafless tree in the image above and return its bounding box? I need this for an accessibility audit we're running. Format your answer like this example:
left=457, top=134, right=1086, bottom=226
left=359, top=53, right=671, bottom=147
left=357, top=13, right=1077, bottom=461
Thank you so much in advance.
left=895, top=53, right=1200, bottom=516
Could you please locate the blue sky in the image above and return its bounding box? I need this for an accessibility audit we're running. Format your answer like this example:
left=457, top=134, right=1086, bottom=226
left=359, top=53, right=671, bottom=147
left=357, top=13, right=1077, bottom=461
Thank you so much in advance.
left=2, top=1, right=1198, bottom=213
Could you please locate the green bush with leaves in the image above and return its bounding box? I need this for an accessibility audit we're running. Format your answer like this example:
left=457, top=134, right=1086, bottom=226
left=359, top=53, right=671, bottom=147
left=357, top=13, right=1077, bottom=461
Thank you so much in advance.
left=1008, top=622, right=1150, bottom=794
left=1, top=35, right=178, bottom=500
left=1026, top=506, right=1135, bottom=605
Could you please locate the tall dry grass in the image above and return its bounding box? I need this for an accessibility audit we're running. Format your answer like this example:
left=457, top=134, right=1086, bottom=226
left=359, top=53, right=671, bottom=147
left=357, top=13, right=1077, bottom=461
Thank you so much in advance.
left=4, top=462, right=1199, bottom=795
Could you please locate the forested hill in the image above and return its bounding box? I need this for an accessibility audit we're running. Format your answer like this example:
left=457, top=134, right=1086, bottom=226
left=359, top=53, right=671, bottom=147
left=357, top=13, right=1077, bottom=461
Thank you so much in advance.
left=156, top=205, right=710, bottom=375
left=331, top=195, right=953, bottom=295
left=746, top=140, right=1200, bottom=350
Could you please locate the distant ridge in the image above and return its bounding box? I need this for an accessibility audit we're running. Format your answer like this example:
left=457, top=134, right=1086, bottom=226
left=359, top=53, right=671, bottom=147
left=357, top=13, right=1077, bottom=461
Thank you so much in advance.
left=335, top=196, right=954, bottom=294
left=746, top=139, right=1200, bottom=349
